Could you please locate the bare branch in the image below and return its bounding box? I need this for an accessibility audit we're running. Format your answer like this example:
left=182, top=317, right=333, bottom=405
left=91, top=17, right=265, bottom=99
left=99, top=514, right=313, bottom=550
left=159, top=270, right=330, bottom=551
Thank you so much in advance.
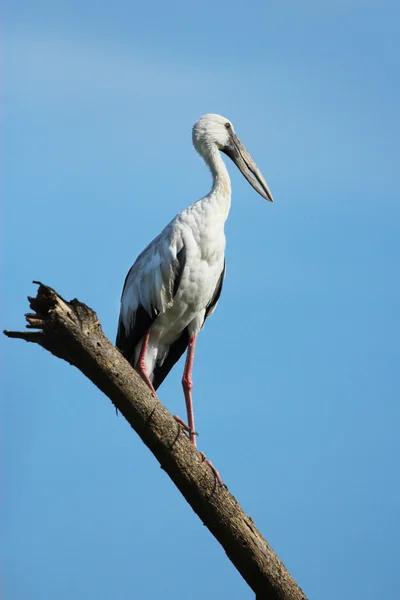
left=4, top=282, right=307, bottom=600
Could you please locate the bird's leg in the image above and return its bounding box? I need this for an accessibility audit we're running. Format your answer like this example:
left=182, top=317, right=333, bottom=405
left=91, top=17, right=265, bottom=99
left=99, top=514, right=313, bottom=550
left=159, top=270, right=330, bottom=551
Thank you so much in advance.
left=181, top=335, right=197, bottom=446
left=175, top=336, right=223, bottom=485
left=136, top=332, right=156, bottom=394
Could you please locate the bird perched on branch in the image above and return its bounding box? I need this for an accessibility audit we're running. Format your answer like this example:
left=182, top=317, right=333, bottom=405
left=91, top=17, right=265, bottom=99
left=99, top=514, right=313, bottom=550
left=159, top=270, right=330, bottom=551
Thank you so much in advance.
left=117, top=113, right=273, bottom=451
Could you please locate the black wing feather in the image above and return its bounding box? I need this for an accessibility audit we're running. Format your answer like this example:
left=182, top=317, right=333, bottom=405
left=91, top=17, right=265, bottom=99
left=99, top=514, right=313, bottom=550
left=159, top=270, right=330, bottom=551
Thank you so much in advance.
left=152, top=327, right=189, bottom=390
left=116, top=305, right=158, bottom=364
left=173, top=246, right=187, bottom=297
left=204, top=260, right=226, bottom=321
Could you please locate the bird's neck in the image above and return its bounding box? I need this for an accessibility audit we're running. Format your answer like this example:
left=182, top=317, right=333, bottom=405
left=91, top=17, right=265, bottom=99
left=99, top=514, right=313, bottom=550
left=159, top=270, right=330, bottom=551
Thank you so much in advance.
left=203, top=146, right=232, bottom=221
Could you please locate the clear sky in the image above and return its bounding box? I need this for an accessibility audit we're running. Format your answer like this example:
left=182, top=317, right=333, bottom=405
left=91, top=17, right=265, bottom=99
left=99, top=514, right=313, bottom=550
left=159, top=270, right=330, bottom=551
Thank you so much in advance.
left=2, top=1, right=399, bottom=598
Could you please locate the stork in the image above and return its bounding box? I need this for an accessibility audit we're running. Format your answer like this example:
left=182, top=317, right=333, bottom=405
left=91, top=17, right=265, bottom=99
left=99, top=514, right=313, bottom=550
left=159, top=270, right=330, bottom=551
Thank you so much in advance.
left=116, top=114, right=273, bottom=457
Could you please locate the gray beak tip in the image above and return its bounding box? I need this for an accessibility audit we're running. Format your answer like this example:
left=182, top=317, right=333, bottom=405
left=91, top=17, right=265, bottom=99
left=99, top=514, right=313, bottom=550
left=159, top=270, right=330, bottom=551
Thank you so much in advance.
left=264, top=189, right=274, bottom=203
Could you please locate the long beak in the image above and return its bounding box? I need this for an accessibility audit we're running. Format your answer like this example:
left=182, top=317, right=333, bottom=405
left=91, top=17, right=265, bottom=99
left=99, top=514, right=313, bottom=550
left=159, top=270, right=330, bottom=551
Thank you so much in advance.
left=221, top=133, right=274, bottom=202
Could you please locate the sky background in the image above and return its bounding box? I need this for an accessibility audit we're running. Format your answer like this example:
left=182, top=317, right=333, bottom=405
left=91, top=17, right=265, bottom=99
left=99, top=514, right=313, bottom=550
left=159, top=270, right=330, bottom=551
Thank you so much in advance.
left=2, top=1, right=400, bottom=598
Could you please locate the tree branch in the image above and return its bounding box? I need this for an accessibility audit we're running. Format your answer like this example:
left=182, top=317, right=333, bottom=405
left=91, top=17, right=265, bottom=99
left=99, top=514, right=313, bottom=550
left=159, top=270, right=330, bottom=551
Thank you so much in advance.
left=4, top=282, right=307, bottom=600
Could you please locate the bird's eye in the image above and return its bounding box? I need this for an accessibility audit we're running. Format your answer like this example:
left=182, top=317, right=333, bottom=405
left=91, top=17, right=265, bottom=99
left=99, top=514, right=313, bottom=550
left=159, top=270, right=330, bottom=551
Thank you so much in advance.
left=225, top=122, right=231, bottom=129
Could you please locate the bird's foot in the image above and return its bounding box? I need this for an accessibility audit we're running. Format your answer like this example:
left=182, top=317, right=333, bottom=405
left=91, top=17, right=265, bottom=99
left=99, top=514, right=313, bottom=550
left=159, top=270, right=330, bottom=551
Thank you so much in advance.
left=173, top=415, right=198, bottom=440
left=199, top=452, right=223, bottom=485
left=172, top=416, right=222, bottom=483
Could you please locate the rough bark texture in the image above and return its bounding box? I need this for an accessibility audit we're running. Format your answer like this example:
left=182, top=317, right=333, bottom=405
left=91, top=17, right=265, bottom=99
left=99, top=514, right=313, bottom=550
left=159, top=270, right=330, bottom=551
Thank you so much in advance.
left=4, top=282, right=307, bottom=600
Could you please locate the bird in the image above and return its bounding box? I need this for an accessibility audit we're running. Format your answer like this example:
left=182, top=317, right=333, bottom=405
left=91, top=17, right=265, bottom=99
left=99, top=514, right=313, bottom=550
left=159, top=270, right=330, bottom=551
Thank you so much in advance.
left=116, top=113, right=273, bottom=452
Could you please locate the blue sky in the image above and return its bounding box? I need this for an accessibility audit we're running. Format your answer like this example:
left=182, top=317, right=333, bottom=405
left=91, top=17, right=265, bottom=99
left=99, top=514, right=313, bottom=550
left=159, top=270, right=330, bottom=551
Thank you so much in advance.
left=2, top=1, right=399, bottom=598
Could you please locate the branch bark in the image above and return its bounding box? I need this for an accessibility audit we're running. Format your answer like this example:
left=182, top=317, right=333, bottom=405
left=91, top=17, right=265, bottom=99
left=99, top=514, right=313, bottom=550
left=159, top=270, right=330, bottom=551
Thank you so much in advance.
left=4, top=282, right=307, bottom=600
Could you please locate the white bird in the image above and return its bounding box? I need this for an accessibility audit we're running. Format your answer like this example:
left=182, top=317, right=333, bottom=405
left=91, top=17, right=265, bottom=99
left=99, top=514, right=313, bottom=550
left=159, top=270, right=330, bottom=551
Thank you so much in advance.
left=116, top=114, right=273, bottom=451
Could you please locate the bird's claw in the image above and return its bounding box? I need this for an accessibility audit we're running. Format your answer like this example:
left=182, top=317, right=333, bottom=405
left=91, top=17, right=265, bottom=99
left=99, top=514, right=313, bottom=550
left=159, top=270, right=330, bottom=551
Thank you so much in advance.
left=199, top=452, right=223, bottom=485
left=173, top=416, right=221, bottom=483
left=173, top=415, right=198, bottom=437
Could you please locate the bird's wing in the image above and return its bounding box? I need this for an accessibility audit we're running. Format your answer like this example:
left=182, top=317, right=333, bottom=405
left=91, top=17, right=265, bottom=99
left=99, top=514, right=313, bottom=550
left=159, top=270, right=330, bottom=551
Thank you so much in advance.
left=116, top=224, right=186, bottom=364
left=204, top=260, right=226, bottom=321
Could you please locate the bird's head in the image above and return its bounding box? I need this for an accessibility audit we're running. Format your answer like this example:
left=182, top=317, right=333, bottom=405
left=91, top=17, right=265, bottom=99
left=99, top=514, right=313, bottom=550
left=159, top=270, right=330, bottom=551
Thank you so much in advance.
left=192, top=114, right=273, bottom=202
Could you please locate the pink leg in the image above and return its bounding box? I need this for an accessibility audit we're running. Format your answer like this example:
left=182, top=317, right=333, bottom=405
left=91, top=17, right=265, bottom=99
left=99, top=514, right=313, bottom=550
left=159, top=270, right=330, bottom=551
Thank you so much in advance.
left=136, top=332, right=156, bottom=394
left=182, top=335, right=197, bottom=446
left=200, top=452, right=223, bottom=485
left=175, top=336, right=223, bottom=485
left=172, top=415, right=198, bottom=436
